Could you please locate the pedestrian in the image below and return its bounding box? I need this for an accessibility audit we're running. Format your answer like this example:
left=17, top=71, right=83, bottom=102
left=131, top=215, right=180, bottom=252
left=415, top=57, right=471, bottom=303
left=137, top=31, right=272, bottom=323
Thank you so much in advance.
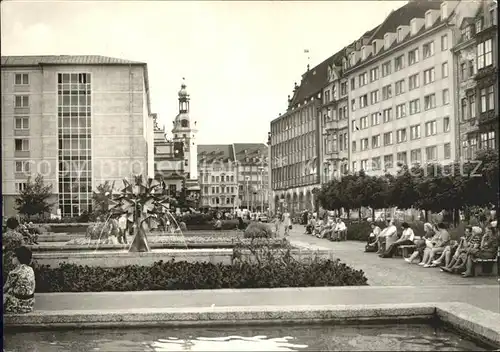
left=118, top=213, right=128, bottom=244
left=282, top=209, right=291, bottom=237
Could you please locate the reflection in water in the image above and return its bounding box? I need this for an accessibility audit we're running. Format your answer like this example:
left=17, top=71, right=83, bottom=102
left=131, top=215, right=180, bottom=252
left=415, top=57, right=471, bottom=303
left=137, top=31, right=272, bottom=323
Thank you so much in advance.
left=4, top=324, right=495, bottom=352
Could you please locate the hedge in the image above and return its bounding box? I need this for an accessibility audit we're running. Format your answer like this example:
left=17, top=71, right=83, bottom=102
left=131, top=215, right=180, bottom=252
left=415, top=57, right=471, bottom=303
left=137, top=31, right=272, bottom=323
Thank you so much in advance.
left=33, top=259, right=368, bottom=292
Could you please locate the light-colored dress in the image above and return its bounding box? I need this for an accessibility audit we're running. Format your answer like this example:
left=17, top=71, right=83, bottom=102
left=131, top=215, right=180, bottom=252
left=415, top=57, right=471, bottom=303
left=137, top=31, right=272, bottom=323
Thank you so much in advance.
left=282, top=213, right=291, bottom=227
left=3, top=264, right=36, bottom=314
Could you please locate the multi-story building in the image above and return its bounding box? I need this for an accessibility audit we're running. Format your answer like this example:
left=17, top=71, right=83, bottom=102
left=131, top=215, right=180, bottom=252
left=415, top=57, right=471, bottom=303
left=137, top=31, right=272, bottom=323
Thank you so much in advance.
left=449, top=0, right=497, bottom=160
left=1, top=55, right=154, bottom=218
left=346, top=0, right=456, bottom=175
left=198, top=143, right=269, bottom=212
left=270, top=74, right=322, bottom=214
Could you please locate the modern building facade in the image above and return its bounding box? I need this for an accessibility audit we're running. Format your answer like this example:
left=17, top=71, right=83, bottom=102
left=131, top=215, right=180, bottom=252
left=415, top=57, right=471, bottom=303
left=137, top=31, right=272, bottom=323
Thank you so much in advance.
left=197, top=143, right=269, bottom=212
left=1, top=55, right=154, bottom=218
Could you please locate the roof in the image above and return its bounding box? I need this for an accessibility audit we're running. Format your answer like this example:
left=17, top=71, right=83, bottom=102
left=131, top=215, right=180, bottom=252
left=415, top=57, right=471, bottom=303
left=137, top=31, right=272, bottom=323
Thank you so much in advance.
left=1, top=55, right=145, bottom=66
left=370, top=0, right=442, bottom=40
left=198, top=144, right=235, bottom=163
left=233, top=143, right=268, bottom=163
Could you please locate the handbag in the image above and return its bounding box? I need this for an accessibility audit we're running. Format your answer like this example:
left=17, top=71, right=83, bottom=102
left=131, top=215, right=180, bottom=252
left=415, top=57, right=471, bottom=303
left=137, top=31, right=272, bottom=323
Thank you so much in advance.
left=289, top=225, right=292, bottom=230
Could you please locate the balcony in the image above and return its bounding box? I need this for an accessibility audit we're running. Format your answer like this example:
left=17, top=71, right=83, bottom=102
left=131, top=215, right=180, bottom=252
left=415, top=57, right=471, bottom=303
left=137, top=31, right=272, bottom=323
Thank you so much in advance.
left=478, top=110, right=498, bottom=126
left=323, top=119, right=338, bottom=132
left=475, top=66, right=497, bottom=82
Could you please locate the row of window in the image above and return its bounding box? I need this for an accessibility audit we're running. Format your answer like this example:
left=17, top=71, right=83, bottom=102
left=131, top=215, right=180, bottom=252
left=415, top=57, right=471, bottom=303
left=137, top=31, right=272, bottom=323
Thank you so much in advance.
left=271, top=131, right=316, bottom=158
left=271, top=105, right=315, bottom=134
left=202, top=175, right=236, bottom=183
left=460, top=85, right=495, bottom=121
left=462, top=131, right=496, bottom=159
left=353, top=118, right=449, bottom=152
left=202, top=186, right=237, bottom=194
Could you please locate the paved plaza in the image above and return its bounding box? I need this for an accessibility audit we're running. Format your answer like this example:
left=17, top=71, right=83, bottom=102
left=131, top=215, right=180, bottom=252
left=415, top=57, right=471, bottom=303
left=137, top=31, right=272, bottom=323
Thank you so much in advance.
left=32, top=225, right=499, bottom=315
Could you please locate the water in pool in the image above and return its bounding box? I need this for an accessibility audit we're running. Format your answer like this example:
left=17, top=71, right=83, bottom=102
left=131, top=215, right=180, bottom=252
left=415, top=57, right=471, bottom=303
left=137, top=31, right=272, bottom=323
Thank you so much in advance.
left=4, top=323, right=495, bottom=351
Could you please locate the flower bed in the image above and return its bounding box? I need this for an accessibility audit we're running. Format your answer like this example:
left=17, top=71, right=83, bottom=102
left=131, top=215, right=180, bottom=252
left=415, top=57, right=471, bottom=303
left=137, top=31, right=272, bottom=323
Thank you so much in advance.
left=33, top=258, right=368, bottom=292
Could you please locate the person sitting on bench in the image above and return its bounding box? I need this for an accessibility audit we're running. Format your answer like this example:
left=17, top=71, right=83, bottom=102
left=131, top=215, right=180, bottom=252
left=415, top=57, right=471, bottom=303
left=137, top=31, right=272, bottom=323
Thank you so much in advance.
left=420, top=223, right=450, bottom=267
left=320, top=217, right=335, bottom=239
left=377, top=219, right=397, bottom=254
left=440, top=226, right=482, bottom=272
left=432, top=226, right=472, bottom=267
left=333, top=218, right=347, bottom=241
left=379, top=222, right=415, bottom=258
left=365, top=223, right=381, bottom=252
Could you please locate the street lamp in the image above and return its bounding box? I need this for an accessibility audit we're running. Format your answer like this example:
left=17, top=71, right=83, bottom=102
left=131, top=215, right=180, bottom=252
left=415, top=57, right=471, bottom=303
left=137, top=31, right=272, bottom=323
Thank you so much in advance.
left=258, top=165, right=264, bottom=214
left=245, top=175, right=250, bottom=211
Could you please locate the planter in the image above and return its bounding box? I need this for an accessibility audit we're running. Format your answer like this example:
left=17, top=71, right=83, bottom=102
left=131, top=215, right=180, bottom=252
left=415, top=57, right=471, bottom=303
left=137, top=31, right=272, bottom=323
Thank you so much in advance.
left=32, top=248, right=334, bottom=268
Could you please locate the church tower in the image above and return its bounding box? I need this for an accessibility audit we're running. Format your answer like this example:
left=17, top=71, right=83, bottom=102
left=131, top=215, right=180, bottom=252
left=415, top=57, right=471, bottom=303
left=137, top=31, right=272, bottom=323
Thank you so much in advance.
left=172, top=80, right=198, bottom=181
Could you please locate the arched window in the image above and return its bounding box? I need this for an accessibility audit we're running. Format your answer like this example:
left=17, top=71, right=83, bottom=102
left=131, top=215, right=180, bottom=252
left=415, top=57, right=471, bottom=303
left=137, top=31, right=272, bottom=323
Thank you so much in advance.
left=181, top=119, right=189, bottom=128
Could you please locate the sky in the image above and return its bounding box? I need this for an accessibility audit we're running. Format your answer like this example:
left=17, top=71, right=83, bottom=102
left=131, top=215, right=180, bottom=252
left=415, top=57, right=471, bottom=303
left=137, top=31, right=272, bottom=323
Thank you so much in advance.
left=1, top=0, right=407, bottom=145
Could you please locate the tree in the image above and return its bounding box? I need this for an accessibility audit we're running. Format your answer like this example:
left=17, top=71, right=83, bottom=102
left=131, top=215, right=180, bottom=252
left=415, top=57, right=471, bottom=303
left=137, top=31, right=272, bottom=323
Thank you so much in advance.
left=92, top=181, right=115, bottom=218
left=15, top=174, right=54, bottom=219
left=108, top=175, right=176, bottom=252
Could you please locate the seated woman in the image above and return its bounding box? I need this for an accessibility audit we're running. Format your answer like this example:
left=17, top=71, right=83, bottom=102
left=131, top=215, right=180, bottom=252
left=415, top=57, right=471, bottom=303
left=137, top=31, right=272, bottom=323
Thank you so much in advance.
left=4, top=246, right=36, bottom=314
left=432, top=226, right=472, bottom=267
left=420, top=223, right=451, bottom=267
left=377, top=220, right=397, bottom=254
left=314, top=219, right=324, bottom=238
left=365, top=223, right=381, bottom=252
left=320, top=217, right=335, bottom=240
left=443, top=225, right=498, bottom=277
left=380, top=222, right=415, bottom=258
left=333, top=218, right=347, bottom=241
left=441, top=226, right=482, bottom=272
left=406, top=222, right=435, bottom=264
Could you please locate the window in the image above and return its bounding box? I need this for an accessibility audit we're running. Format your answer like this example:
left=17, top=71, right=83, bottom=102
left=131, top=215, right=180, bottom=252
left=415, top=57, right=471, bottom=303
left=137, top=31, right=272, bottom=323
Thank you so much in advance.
left=372, top=157, right=381, bottom=170
left=351, top=99, right=356, bottom=111
left=324, top=90, right=330, bottom=104
left=350, top=78, right=355, bottom=90
left=408, top=48, right=419, bottom=65
left=15, top=73, right=29, bottom=85
left=351, top=120, right=356, bottom=132
left=352, top=161, right=357, bottom=171
left=425, top=146, right=437, bottom=161
left=14, top=116, right=29, bottom=129
left=359, top=72, right=368, bottom=86
left=343, top=132, right=348, bottom=150
left=361, top=159, right=368, bottom=170
left=441, top=34, right=448, bottom=51
left=15, top=182, right=27, bottom=193
left=360, top=94, right=368, bottom=108
left=424, top=94, right=436, bottom=110
left=397, top=128, right=407, bottom=143
left=409, top=74, right=419, bottom=90
left=382, top=61, right=391, bottom=76
left=398, top=28, right=404, bottom=42
left=480, top=131, right=496, bottom=150
left=395, top=80, right=405, bottom=95
left=410, top=125, right=421, bottom=140
left=444, top=143, right=451, bottom=159
left=469, top=95, right=476, bottom=118
left=411, top=149, right=422, bottom=164
left=352, top=141, right=357, bottom=152
left=425, top=120, right=437, bottom=136
left=382, top=85, right=392, bottom=100
left=14, top=139, right=29, bottom=151
left=443, top=117, right=450, bottom=133
left=383, top=108, right=392, bottom=123
left=15, top=161, right=31, bottom=173
left=476, top=18, right=483, bottom=33
left=396, top=104, right=406, bottom=119
left=370, top=90, right=379, bottom=104
left=360, top=116, right=368, bottom=129
left=373, top=42, right=377, bottom=53
left=425, top=12, right=432, bottom=28
left=370, top=67, right=379, bottom=82
left=480, top=86, right=495, bottom=112
left=423, top=68, right=435, bottom=84
left=442, top=89, right=449, bottom=105
left=462, top=98, right=469, bottom=121
left=384, top=154, right=394, bottom=169
left=361, top=138, right=369, bottom=151
left=460, top=62, right=467, bottom=81
left=462, top=26, right=471, bottom=41
left=423, top=41, right=435, bottom=58
left=477, top=39, right=492, bottom=69
left=383, top=132, right=393, bottom=146
left=371, top=113, right=380, bottom=126
left=468, top=60, right=475, bottom=77
left=442, top=62, right=448, bottom=78
left=395, top=55, right=404, bottom=71
left=339, top=134, right=344, bottom=151
left=491, top=7, right=497, bottom=26
left=15, top=96, right=29, bottom=107
left=372, top=135, right=381, bottom=148
left=340, top=82, right=347, bottom=95
left=409, top=99, right=420, bottom=114
left=397, top=151, right=407, bottom=165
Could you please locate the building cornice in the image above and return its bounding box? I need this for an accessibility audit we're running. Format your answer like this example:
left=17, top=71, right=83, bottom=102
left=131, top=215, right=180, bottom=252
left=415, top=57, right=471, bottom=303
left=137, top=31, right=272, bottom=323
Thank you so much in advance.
left=345, top=22, right=448, bottom=74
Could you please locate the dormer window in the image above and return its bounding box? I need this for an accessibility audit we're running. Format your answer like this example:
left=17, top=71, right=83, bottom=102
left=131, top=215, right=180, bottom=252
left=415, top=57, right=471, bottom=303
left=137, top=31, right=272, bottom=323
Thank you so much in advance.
left=384, top=34, right=390, bottom=48
left=372, top=41, right=377, bottom=54
left=425, top=12, right=432, bottom=28
left=411, top=19, right=417, bottom=35
left=441, top=2, right=448, bottom=20
left=361, top=46, right=367, bottom=60
left=398, top=28, right=405, bottom=42
left=462, top=25, right=471, bottom=40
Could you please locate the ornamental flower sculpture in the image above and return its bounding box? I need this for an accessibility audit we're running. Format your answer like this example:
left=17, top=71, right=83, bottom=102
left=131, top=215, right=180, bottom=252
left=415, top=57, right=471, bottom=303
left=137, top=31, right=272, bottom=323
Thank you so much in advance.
left=108, top=175, right=176, bottom=252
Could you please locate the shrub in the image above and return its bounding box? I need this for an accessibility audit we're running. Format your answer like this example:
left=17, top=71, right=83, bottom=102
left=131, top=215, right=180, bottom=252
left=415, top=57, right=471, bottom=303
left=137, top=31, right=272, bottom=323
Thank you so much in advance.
left=6, top=217, right=19, bottom=230
left=346, top=221, right=386, bottom=242
left=243, top=222, right=273, bottom=239
left=33, top=258, right=368, bottom=292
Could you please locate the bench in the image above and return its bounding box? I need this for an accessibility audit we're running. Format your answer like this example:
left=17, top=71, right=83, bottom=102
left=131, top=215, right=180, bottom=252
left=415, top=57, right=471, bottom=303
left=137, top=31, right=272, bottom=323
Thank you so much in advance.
left=397, top=245, right=416, bottom=258
left=471, top=251, right=499, bottom=276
